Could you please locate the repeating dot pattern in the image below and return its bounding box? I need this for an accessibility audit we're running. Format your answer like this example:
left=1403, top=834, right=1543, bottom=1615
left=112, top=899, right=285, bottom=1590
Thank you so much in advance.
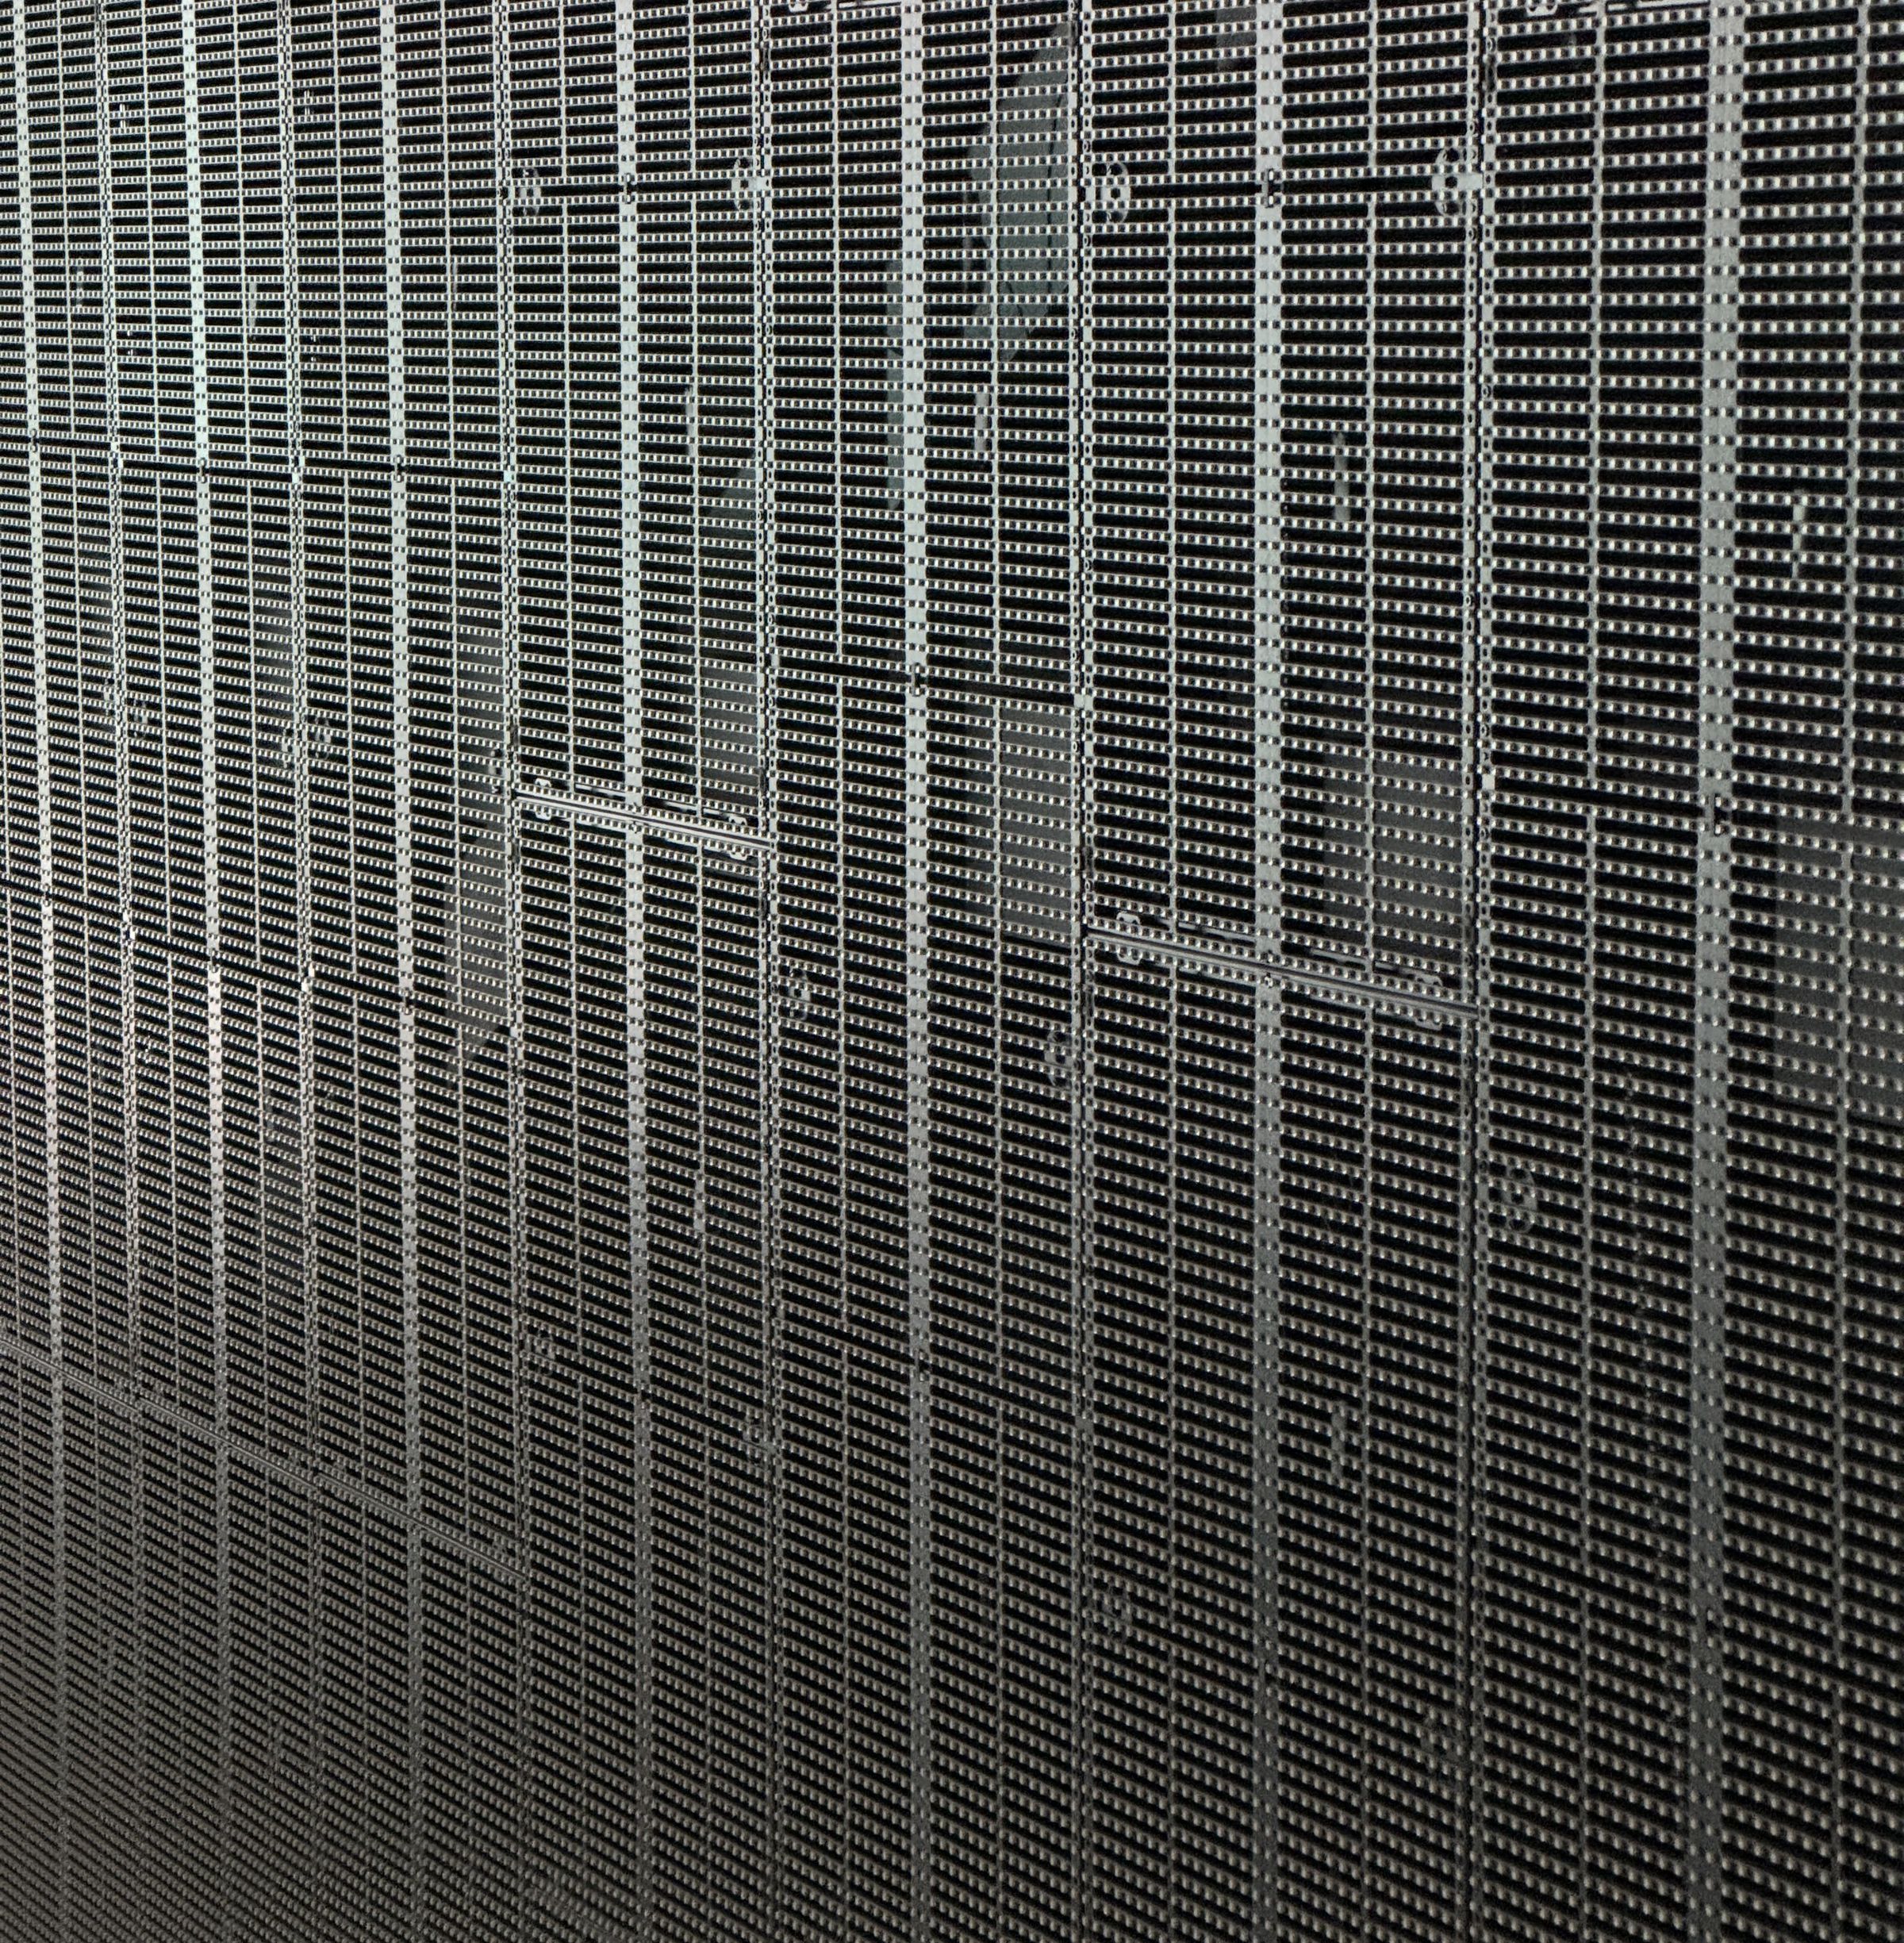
left=0, top=4, right=1897, bottom=1943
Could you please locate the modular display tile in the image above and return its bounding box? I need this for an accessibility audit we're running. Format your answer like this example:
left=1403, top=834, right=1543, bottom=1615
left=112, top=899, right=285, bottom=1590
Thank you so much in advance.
left=0, top=2, right=1899, bottom=1939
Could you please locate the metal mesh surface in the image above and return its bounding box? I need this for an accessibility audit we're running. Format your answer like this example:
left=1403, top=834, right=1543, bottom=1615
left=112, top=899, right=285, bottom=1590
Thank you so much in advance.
left=0, top=2, right=1898, bottom=1940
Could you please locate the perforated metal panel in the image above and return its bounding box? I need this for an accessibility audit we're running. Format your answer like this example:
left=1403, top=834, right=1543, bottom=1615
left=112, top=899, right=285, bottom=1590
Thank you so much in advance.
left=1, top=4, right=1899, bottom=1941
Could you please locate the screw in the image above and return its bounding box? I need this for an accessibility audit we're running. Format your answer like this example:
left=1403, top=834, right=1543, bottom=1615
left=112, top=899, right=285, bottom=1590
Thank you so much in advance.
left=1043, top=1023, right=1071, bottom=1087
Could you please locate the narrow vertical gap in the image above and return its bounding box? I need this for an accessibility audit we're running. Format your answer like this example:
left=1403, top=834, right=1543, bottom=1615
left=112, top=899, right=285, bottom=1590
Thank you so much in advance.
left=1686, top=4, right=1748, bottom=1933
left=1067, top=4, right=1099, bottom=1937
left=1250, top=0, right=1288, bottom=1932
left=900, top=2, right=935, bottom=1937
left=616, top=2, right=653, bottom=1933
left=13, top=0, right=64, bottom=1929
left=1357, top=0, right=1379, bottom=976
left=750, top=1, right=787, bottom=1930
left=490, top=0, right=530, bottom=1908
left=1163, top=30, right=1180, bottom=941
left=178, top=2, right=229, bottom=1922
left=1455, top=2, right=1499, bottom=1937
left=101, top=0, right=136, bottom=1393
left=1571, top=2, right=1614, bottom=1919
left=276, top=0, right=314, bottom=1492
left=981, top=25, right=1006, bottom=1933
left=1823, top=11, right=1872, bottom=1930
left=375, top=0, right=421, bottom=1929
left=686, top=13, right=704, bottom=821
